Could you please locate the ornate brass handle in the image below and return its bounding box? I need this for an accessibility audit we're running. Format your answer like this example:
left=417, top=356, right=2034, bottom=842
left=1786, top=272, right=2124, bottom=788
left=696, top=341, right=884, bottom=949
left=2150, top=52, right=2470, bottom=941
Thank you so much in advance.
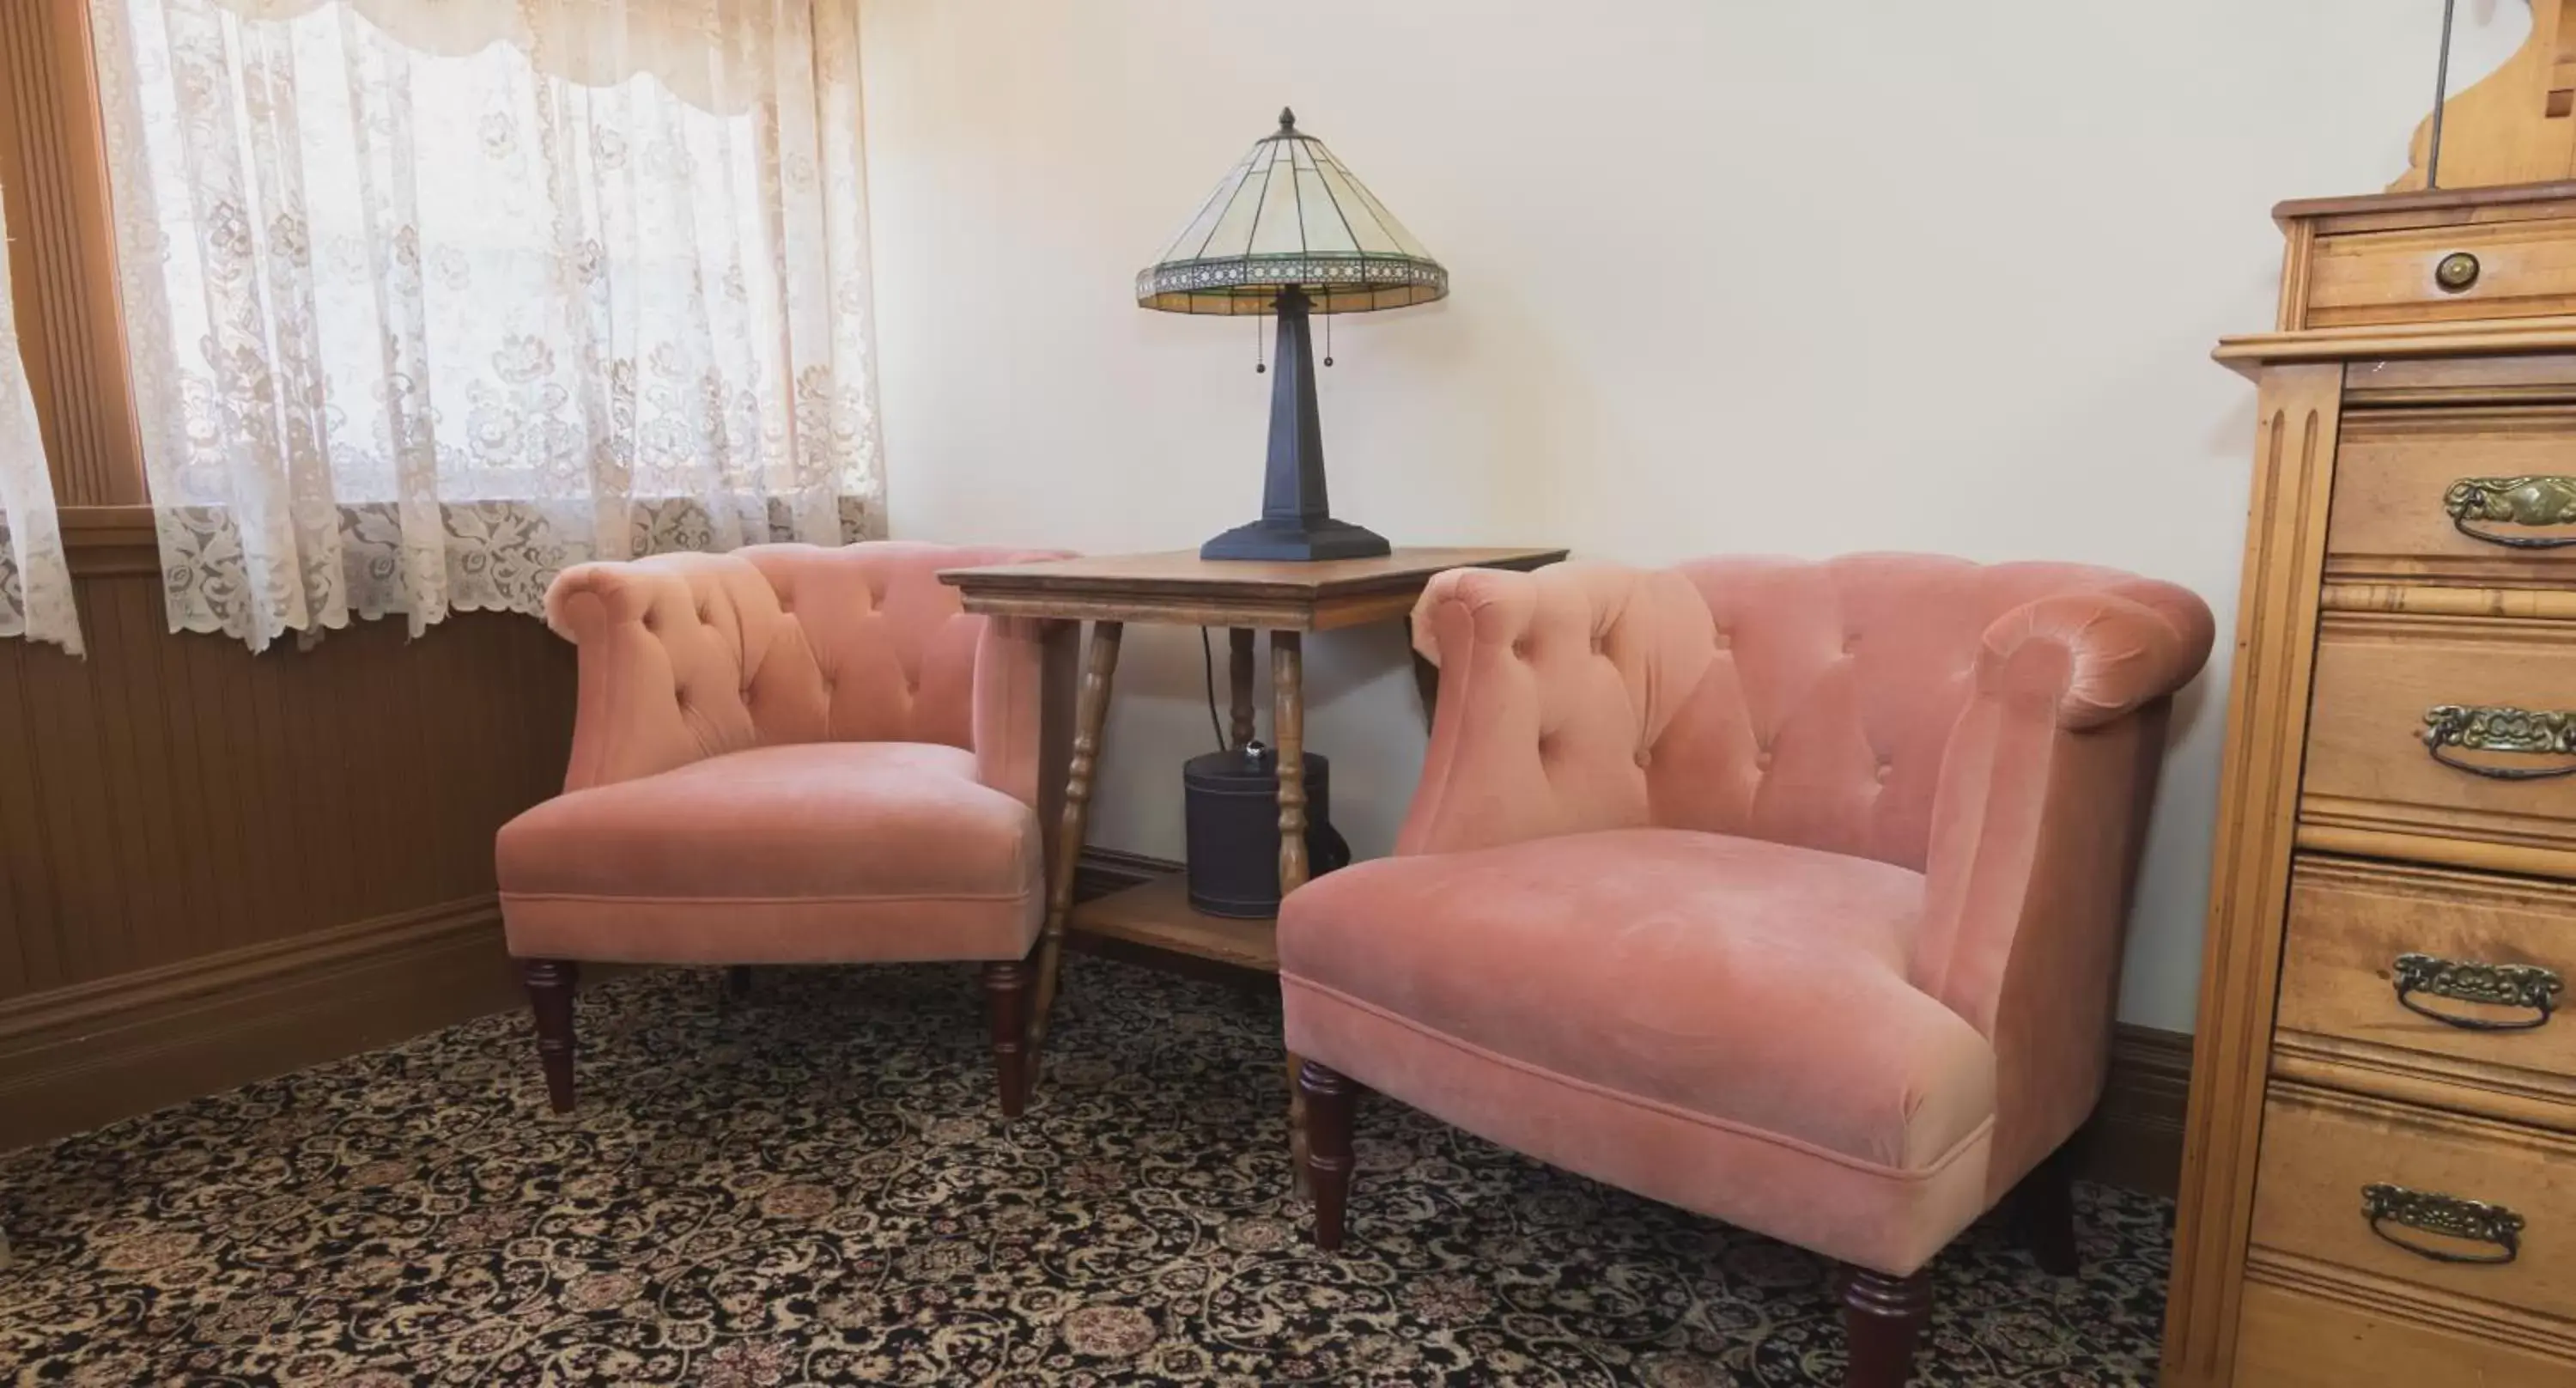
left=2444, top=476, right=2576, bottom=548
left=2423, top=705, right=2576, bottom=779
left=2363, top=1184, right=2523, bottom=1265
left=2391, top=953, right=2562, bottom=1031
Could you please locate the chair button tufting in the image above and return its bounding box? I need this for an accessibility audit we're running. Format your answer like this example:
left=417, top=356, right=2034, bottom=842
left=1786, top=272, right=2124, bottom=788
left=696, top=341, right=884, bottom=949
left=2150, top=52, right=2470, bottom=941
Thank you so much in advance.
left=1756, top=751, right=1773, bottom=771
left=1512, top=639, right=1533, bottom=660
left=1876, top=760, right=1893, bottom=782
left=1635, top=749, right=1652, bottom=769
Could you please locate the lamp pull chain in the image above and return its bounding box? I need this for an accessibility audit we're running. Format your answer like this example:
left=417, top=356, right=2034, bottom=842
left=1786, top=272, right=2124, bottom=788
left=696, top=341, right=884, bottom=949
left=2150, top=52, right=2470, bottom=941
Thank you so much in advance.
left=1324, top=309, right=1334, bottom=368
left=1255, top=307, right=1267, bottom=374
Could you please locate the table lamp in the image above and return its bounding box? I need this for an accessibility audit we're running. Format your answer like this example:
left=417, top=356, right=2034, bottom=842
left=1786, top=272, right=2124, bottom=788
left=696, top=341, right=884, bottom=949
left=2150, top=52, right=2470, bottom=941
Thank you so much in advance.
left=1138, top=109, right=1448, bottom=561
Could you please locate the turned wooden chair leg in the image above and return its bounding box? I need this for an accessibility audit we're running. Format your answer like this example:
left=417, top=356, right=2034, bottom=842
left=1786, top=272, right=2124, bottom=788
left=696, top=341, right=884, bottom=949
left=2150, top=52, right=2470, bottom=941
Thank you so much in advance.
left=983, top=956, right=1031, bottom=1118
left=2011, top=1140, right=2081, bottom=1277
left=521, top=959, right=579, bottom=1114
left=1841, top=1265, right=1932, bottom=1388
left=1298, top=1059, right=1356, bottom=1249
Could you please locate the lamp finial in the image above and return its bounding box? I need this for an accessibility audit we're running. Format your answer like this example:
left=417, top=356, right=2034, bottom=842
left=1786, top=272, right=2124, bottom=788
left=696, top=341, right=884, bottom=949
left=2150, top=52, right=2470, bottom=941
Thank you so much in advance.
left=1278, top=107, right=1297, bottom=132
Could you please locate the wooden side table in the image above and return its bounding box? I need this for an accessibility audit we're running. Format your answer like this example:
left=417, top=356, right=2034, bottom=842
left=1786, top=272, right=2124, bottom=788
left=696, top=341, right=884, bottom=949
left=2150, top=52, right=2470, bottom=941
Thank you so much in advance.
left=941, top=546, right=1565, bottom=1185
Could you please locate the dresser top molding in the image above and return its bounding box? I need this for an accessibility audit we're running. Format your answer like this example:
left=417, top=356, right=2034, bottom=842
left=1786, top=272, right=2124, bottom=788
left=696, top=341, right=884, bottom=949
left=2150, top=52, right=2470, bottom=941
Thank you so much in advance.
left=2274, top=179, right=2576, bottom=230
left=2215, top=315, right=2576, bottom=379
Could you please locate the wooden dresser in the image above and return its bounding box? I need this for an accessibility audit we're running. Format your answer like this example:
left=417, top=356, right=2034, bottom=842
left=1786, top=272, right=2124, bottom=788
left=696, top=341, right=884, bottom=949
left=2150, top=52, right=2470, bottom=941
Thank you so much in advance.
left=2165, top=183, right=2576, bottom=1387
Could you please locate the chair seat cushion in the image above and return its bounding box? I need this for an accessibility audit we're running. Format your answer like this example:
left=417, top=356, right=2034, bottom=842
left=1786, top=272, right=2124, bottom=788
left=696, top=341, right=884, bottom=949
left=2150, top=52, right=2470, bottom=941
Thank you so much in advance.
left=497, top=742, right=1041, bottom=965
left=1279, top=827, right=1998, bottom=1273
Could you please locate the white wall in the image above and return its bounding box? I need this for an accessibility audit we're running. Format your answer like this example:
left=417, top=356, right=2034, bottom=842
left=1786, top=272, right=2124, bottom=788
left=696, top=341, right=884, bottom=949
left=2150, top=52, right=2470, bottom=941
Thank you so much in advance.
left=858, top=1, right=2524, bottom=1033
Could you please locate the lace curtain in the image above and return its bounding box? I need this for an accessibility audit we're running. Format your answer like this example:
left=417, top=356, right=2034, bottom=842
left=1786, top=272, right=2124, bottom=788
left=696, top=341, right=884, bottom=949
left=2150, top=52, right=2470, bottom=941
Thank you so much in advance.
left=89, top=0, right=884, bottom=650
left=0, top=189, right=84, bottom=656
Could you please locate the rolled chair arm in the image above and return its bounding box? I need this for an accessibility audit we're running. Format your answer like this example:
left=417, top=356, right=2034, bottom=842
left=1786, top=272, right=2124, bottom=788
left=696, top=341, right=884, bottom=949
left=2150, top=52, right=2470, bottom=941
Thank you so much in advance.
left=1975, top=587, right=2216, bottom=730
left=1396, top=562, right=1714, bottom=857
left=544, top=553, right=786, bottom=792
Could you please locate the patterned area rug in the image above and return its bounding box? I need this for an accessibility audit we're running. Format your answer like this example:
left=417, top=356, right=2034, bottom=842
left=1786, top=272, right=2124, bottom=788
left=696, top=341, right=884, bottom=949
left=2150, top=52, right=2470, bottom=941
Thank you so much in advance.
left=0, top=957, right=2171, bottom=1385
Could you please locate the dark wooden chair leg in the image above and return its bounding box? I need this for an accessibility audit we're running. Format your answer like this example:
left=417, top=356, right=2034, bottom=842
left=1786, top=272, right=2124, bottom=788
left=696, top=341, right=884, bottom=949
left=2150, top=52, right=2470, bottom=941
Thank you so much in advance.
left=2011, top=1141, right=2081, bottom=1277
left=723, top=965, right=754, bottom=1001
left=1841, top=1265, right=1932, bottom=1388
left=1298, top=1059, right=1356, bottom=1250
left=521, top=959, right=579, bottom=1114
left=983, top=957, right=1030, bottom=1118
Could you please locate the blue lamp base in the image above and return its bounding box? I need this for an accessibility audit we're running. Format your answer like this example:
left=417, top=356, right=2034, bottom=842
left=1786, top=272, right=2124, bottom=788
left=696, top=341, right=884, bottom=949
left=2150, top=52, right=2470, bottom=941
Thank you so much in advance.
left=1200, top=285, right=1390, bottom=563
left=1200, top=515, right=1391, bottom=562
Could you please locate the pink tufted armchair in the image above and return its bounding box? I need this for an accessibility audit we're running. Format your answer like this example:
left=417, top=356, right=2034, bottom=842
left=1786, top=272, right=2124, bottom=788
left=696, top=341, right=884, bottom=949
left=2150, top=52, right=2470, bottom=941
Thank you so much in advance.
left=496, top=541, right=1071, bottom=1117
left=1280, top=554, right=2213, bottom=1388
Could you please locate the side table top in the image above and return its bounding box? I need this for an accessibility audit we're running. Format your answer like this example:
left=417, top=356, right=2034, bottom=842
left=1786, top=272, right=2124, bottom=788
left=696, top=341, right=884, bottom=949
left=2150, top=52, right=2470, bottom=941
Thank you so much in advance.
left=939, top=545, right=1568, bottom=630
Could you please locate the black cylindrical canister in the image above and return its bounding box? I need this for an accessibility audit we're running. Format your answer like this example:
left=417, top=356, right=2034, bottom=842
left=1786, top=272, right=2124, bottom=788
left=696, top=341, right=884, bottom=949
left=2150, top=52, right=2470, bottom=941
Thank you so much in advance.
left=1182, top=742, right=1352, bottom=918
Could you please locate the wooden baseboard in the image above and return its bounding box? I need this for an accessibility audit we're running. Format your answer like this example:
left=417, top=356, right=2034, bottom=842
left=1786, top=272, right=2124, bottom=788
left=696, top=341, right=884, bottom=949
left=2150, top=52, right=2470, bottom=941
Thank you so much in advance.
left=0, top=897, right=523, bottom=1153
left=1073, top=848, right=2194, bottom=1198
left=2081, top=1021, right=2193, bottom=1199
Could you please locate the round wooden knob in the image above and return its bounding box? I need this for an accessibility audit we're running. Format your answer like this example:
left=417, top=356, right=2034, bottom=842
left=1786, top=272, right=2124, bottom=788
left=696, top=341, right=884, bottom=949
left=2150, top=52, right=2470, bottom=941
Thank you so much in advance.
left=2435, top=251, right=2482, bottom=293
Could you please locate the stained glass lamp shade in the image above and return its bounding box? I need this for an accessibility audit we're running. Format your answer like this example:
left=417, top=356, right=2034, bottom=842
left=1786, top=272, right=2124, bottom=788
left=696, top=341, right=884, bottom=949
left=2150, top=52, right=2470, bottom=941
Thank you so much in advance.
left=1138, top=109, right=1448, bottom=561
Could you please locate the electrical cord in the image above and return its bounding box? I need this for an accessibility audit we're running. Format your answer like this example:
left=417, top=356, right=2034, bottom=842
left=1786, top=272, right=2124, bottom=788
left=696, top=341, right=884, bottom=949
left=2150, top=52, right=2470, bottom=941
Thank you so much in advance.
left=1199, top=627, right=1227, bottom=752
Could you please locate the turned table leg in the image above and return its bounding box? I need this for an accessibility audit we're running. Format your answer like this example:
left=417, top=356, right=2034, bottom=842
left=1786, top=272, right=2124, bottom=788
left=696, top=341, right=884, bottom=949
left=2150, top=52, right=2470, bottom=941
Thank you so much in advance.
left=1273, top=630, right=1315, bottom=1199
left=1229, top=627, right=1257, bottom=748
left=1030, top=620, right=1122, bottom=1060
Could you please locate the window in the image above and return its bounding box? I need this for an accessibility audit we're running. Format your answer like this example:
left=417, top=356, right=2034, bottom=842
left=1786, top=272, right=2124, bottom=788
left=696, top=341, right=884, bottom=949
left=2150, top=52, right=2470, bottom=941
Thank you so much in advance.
left=90, top=0, right=880, bottom=649
left=0, top=187, right=82, bottom=654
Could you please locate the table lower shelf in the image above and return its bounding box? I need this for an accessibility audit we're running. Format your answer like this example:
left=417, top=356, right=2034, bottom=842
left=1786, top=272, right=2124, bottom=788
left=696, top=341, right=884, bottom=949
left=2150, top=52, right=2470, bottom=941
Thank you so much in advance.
left=1070, top=875, right=1279, bottom=972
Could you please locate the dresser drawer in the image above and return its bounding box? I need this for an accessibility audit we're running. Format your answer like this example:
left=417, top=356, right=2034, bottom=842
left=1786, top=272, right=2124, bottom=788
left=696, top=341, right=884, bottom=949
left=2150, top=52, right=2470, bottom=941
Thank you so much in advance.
left=2251, top=1083, right=2576, bottom=1326
left=2233, top=1280, right=2576, bottom=1387
left=2303, top=612, right=2576, bottom=865
left=2308, top=218, right=2576, bottom=327
left=2329, top=410, right=2576, bottom=586
left=2278, top=857, right=2576, bottom=1097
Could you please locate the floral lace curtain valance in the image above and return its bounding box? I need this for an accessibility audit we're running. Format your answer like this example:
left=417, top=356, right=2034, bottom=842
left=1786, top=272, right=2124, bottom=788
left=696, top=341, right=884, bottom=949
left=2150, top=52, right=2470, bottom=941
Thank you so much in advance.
left=90, top=0, right=884, bottom=651
left=0, top=190, right=84, bottom=656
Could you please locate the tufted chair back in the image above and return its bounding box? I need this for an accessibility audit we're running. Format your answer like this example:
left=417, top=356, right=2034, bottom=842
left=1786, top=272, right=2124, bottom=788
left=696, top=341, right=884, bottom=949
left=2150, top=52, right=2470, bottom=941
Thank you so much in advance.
left=544, top=541, right=1066, bottom=797
left=1645, top=555, right=2190, bottom=871
left=1401, top=554, right=2204, bottom=871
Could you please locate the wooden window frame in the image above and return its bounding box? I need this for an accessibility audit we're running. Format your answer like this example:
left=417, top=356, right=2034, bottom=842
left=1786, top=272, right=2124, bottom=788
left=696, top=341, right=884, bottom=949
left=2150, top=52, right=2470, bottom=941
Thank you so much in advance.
left=1, top=0, right=148, bottom=521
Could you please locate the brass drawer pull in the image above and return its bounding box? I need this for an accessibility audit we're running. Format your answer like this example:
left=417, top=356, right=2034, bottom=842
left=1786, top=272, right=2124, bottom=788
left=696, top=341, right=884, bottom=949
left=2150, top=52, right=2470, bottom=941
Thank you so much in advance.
left=2362, top=1184, right=2524, bottom=1265
left=2434, top=251, right=2482, bottom=292
left=2422, top=704, right=2576, bottom=779
left=2444, top=476, right=2576, bottom=548
left=2391, top=952, right=2562, bottom=1031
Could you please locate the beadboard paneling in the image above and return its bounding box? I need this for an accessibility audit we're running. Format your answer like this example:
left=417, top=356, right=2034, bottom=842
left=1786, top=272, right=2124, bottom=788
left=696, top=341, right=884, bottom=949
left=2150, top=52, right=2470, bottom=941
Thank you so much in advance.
left=1, top=568, right=573, bottom=1000
left=0, top=551, right=574, bottom=1148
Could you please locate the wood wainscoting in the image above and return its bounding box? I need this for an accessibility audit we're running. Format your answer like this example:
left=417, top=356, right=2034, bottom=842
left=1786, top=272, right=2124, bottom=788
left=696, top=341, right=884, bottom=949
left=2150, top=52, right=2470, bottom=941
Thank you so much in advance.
left=0, top=513, right=574, bottom=1152
left=1073, top=847, right=2196, bottom=1198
